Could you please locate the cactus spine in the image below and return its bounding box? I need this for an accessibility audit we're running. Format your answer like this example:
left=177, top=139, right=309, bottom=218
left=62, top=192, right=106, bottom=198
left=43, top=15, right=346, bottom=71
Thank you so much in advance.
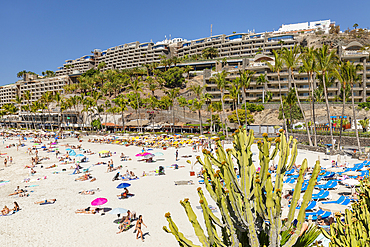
left=164, top=128, right=321, bottom=246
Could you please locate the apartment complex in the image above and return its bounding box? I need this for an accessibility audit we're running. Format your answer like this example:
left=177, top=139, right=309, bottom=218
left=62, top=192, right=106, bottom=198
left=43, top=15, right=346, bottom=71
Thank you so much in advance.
left=55, top=39, right=182, bottom=76
left=204, top=41, right=370, bottom=104
left=0, top=74, right=71, bottom=107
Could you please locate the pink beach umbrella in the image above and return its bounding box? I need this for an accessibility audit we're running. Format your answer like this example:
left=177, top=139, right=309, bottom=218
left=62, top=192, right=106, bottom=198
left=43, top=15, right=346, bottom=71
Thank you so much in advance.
left=135, top=152, right=152, bottom=157
left=91, top=198, right=108, bottom=206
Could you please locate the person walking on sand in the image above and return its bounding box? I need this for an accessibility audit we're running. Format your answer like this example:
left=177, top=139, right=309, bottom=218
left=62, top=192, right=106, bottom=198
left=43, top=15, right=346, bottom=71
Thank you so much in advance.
left=135, top=215, right=147, bottom=242
left=175, top=149, right=178, bottom=161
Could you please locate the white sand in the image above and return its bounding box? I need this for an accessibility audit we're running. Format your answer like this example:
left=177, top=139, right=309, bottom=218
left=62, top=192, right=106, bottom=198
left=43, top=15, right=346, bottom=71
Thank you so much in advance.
left=0, top=135, right=358, bottom=246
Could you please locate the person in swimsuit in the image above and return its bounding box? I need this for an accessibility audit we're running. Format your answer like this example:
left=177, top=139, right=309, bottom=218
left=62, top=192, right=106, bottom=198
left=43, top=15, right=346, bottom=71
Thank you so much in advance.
left=116, top=216, right=131, bottom=234
left=1, top=206, right=10, bottom=215
left=135, top=215, right=147, bottom=242
left=34, top=199, right=56, bottom=205
left=13, top=202, right=20, bottom=212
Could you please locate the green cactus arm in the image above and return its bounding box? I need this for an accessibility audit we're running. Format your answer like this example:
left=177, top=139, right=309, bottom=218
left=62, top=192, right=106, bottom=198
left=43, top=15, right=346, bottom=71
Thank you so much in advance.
left=163, top=215, right=201, bottom=247
left=282, top=160, right=320, bottom=247
left=285, top=159, right=307, bottom=229
left=286, top=138, right=298, bottom=172
left=197, top=189, right=225, bottom=228
left=180, top=200, right=209, bottom=247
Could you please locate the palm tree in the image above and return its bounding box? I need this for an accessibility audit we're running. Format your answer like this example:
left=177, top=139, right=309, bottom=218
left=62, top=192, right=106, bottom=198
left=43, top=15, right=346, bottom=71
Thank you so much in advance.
left=177, top=96, right=188, bottom=123
left=59, top=99, right=70, bottom=129
left=188, top=98, right=206, bottom=134
left=21, top=105, right=30, bottom=129
left=12, top=95, right=23, bottom=129
left=285, top=88, right=298, bottom=133
left=112, top=95, right=128, bottom=133
left=314, top=45, right=338, bottom=148
left=348, top=62, right=363, bottom=151
left=127, top=78, right=144, bottom=132
left=300, top=47, right=318, bottom=146
left=334, top=61, right=351, bottom=150
left=224, top=81, right=241, bottom=126
left=183, top=65, right=193, bottom=80
left=146, top=77, right=158, bottom=97
left=103, top=99, right=111, bottom=132
left=236, top=70, right=255, bottom=127
left=210, top=70, right=230, bottom=138
left=266, top=51, right=288, bottom=134
left=203, top=93, right=213, bottom=133
left=211, top=101, right=224, bottom=134
left=165, top=88, right=180, bottom=133
left=23, top=91, right=32, bottom=129
left=91, top=91, right=103, bottom=124
left=54, top=92, right=63, bottom=131
left=282, top=45, right=313, bottom=146
left=41, top=92, right=55, bottom=131
left=256, top=74, right=268, bottom=103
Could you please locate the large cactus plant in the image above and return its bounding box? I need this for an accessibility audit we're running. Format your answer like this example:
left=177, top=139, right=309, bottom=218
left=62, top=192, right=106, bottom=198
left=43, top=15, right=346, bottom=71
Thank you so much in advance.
left=322, top=178, right=370, bottom=246
left=164, top=128, right=321, bottom=246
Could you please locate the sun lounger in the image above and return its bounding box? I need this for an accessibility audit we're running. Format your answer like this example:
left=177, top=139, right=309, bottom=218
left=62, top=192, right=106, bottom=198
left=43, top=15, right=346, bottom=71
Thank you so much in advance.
left=315, top=180, right=338, bottom=190
left=174, top=180, right=194, bottom=185
left=293, top=201, right=317, bottom=211
left=321, top=195, right=347, bottom=204
left=305, top=209, right=331, bottom=220
left=311, top=190, right=329, bottom=200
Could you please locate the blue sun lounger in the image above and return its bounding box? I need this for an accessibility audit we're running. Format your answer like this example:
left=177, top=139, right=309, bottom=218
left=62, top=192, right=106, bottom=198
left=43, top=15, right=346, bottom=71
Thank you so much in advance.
left=321, top=195, right=348, bottom=205
left=305, top=209, right=331, bottom=220
left=312, top=190, right=330, bottom=200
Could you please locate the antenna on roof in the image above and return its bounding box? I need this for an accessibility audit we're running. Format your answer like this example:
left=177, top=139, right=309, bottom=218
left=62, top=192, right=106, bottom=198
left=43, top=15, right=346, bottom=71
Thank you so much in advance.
left=210, top=24, right=213, bottom=37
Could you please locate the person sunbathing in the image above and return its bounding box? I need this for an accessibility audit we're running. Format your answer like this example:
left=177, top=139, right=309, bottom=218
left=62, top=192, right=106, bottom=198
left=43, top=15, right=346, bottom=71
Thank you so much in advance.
left=79, top=190, right=95, bottom=195
left=75, top=207, right=97, bottom=214
left=45, top=164, right=57, bottom=169
left=13, top=202, right=20, bottom=212
left=75, top=174, right=91, bottom=181
left=1, top=206, right=10, bottom=215
left=9, top=189, right=26, bottom=196
left=34, top=199, right=56, bottom=205
left=117, top=216, right=131, bottom=234
left=117, top=188, right=129, bottom=199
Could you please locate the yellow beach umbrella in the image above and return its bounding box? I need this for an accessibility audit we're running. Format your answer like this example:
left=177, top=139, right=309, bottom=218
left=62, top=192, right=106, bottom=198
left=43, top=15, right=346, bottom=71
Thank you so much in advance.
left=99, top=150, right=109, bottom=154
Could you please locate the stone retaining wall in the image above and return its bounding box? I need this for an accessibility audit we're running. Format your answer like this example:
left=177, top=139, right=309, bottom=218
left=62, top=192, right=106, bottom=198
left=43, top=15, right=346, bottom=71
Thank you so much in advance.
left=293, top=133, right=370, bottom=147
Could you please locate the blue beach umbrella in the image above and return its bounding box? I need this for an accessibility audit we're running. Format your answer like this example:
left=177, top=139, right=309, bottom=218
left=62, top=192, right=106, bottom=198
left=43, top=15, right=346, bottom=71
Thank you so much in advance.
left=76, top=154, right=84, bottom=157
left=41, top=146, right=46, bottom=148
left=117, top=183, right=131, bottom=189
left=69, top=150, right=76, bottom=156
left=109, top=208, right=128, bottom=215
left=154, top=152, right=164, bottom=156
left=66, top=148, right=72, bottom=151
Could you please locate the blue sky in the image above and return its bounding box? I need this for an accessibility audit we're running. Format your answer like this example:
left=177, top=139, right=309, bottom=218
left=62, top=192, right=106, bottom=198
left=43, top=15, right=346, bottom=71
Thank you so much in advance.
left=1, top=0, right=369, bottom=86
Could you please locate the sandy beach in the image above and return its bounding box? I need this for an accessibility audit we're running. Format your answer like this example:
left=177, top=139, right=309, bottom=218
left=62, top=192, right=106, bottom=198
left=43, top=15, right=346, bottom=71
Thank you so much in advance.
left=0, top=133, right=359, bottom=247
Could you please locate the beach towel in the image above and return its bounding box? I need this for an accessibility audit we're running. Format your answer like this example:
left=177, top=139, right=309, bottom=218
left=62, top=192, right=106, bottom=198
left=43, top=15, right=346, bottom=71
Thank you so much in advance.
left=174, top=180, right=194, bottom=185
left=0, top=211, right=14, bottom=216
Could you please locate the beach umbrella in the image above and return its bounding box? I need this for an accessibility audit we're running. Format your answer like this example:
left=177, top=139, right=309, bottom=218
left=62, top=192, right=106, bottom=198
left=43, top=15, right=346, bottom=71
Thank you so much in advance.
left=143, top=154, right=155, bottom=159
left=326, top=167, right=344, bottom=173
left=343, top=171, right=361, bottom=176
left=319, top=203, right=349, bottom=213
left=99, top=150, right=109, bottom=154
left=154, top=152, right=164, bottom=156
left=41, top=146, right=46, bottom=148
left=66, top=148, right=72, bottom=151
left=117, top=183, right=131, bottom=189
left=69, top=150, right=76, bottom=156
left=109, top=207, right=128, bottom=218
left=76, top=154, right=84, bottom=157
left=342, top=179, right=360, bottom=186
left=91, top=197, right=107, bottom=206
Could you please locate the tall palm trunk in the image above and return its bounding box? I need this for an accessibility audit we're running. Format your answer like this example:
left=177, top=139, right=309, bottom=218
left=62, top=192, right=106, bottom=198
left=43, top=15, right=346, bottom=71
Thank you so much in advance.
left=221, top=90, right=228, bottom=138
left=105, top=110, right=108, bottom=132
left=278, top=72, right=288, bottom=135
left=210, top=107, right=213, bottom=134
left=198, top=109, right=203, bottom=134
left=291, top=69, right=312, bottom=146
left=322, top=72, right=334, bottom=147
left=351, top=85, right=361, bottom=151
left=136, top=96, right=142, bottom=132
left=241, top=89, right=248, bottom=126
left=48, top=109, right=54, bottom=131
left=172, top=105, right=175, bottom=134
left=338, top=93, right=346, bottom=150
left=310, top=73, right=317, bottom=146
left=235, top=100, right=241, bottom=126
left=121, top=111, right=125, bottom=133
